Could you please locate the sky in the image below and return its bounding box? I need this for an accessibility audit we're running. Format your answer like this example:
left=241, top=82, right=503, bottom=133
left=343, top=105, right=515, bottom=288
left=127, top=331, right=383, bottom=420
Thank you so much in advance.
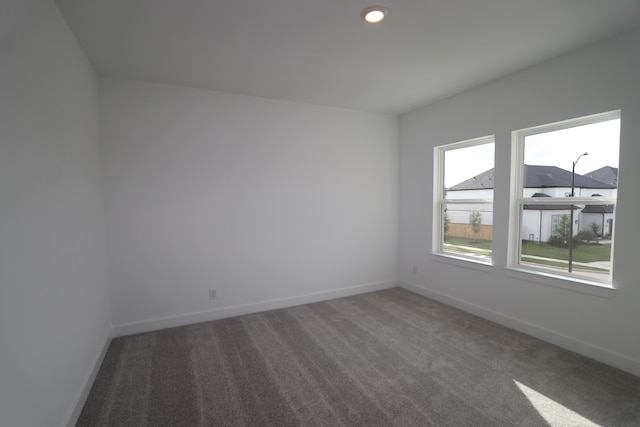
left=444, top=118, right=620, bottom=188
left=444, top=143, right=494, bottom=188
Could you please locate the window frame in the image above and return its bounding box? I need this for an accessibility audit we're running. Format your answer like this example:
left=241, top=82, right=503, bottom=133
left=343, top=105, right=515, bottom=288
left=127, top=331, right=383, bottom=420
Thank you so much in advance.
left=507, top=111, right=619, bottom=290
left=433, top=135, right=495, bottom=266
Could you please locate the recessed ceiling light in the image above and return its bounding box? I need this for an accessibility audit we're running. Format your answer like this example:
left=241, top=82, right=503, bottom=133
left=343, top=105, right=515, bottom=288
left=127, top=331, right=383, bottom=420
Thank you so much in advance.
left=361, top=6, right=388, bottom=23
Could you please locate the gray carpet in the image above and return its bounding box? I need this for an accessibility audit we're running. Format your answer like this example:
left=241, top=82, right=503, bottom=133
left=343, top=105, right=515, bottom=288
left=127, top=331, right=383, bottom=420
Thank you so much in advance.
left=77, top=288, right=640, bottom=426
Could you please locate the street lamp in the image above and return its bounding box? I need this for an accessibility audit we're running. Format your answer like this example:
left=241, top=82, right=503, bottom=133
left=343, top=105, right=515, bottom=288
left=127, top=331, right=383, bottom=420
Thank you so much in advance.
left=568, top=152, right=589, bottom=273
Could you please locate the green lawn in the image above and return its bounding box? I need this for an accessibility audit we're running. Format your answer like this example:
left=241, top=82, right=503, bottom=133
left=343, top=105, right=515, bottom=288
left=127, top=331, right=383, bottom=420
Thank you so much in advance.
left=444, top=236, right=492, bottom=250
left=520, top=240, right=611, bottom=263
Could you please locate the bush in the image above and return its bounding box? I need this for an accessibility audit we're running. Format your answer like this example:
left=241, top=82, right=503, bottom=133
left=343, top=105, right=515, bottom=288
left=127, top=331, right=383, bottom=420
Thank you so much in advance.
left=548, top=234, right=585, bottom=248
left=577, top=230, right=597, bottom=243
left=548, top=235, right=567, bottom=248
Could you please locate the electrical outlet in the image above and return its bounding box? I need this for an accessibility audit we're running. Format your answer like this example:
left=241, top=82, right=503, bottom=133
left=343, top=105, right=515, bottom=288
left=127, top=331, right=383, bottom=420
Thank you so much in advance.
left=208, top=289, right=217, bottom=300
left=412, top=265, right=417, bottom=275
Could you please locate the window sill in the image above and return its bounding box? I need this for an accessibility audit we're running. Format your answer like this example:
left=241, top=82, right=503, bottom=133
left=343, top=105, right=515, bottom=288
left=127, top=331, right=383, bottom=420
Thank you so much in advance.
left=503, top=266, right=616, bottom=298
left=431, top=252, right=494, bottom=273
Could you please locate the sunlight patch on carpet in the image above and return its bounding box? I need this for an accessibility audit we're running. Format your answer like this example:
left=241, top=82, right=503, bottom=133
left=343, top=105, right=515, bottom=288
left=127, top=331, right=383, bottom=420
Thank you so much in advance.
left=513, top=380, right=601, bottom=427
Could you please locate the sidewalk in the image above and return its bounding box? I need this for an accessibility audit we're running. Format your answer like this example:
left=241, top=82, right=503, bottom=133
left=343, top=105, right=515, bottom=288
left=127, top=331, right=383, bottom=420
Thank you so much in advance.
left=522, top=254, right=610, bottom=271
left=521, top=255, right=611, bottom=280
left=443, top=243, right=611, bottom=277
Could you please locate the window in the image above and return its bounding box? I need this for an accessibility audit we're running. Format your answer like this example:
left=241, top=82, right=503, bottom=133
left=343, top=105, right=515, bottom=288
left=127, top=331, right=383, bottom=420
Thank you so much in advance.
left=434, top=136, right=495, bottom=264
left=550, top=215, right=565, bottom=237
left=509, top=111, right=620, bottom=287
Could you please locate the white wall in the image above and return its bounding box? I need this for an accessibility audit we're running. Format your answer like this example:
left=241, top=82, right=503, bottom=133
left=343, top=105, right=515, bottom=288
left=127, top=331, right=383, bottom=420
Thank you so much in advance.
left=399, top=28, right=640, bottom=376
left=0, top=1, right=112, bottom=426
left=100, top=78, right=399, bottom=333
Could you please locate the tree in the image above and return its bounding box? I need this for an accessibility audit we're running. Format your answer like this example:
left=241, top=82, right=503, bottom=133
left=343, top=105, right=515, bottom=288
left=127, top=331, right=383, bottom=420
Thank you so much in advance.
left=469, top=210, right=482, bottom=242
left=590, top=221, right=601, bottom=237
left=444, top=211, right=451, bottom=238
left=549, top=214, right=573, bottom=248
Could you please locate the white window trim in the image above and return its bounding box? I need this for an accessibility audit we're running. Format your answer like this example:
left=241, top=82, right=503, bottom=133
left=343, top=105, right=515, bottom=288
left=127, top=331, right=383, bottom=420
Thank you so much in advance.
left=507, top=110, right=619, bottom=292
left=433, top=135, right=495, bottom=267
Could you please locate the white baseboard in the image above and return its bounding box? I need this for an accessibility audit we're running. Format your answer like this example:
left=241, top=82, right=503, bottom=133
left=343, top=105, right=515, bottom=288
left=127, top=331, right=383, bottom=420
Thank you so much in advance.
left=64, top=328, right=113, bottom=427
left=399, top=280, right=640, bottom=378
left=113, top=280, right=399, bottom=337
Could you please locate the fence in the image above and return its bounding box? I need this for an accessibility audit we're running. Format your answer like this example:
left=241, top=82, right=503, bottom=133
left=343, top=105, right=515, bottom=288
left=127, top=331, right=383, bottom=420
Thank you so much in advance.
left=445, top=223, right=493, bottom=241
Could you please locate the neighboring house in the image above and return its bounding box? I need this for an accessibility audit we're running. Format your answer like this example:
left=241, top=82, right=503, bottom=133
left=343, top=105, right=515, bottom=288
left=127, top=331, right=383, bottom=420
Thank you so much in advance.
left=446, top=165, right=617, bottom=242
left=584, top=166, right=618, bottom=187
left=580, top=166, right=618, bottom=237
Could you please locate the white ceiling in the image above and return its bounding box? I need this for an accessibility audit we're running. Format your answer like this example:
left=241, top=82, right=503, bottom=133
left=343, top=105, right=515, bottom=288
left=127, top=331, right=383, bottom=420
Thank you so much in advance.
left=55, top=0, right=640, bottom=115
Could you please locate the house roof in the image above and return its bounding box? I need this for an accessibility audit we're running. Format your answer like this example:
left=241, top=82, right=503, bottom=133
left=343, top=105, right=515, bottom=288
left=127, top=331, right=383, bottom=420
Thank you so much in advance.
left=581, top=204, right=615, bottom=214
left=524, top=165, right=616, bottom=189
left=584, top=166, right=618, bottom=186
left=449, top=165, right=617, bottom=191
left=448, top=168, right=496, bottom=190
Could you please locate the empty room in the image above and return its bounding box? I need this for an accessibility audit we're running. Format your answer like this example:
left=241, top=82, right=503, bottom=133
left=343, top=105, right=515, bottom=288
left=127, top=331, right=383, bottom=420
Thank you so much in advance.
left=2, top=0, right=640, bottom=426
